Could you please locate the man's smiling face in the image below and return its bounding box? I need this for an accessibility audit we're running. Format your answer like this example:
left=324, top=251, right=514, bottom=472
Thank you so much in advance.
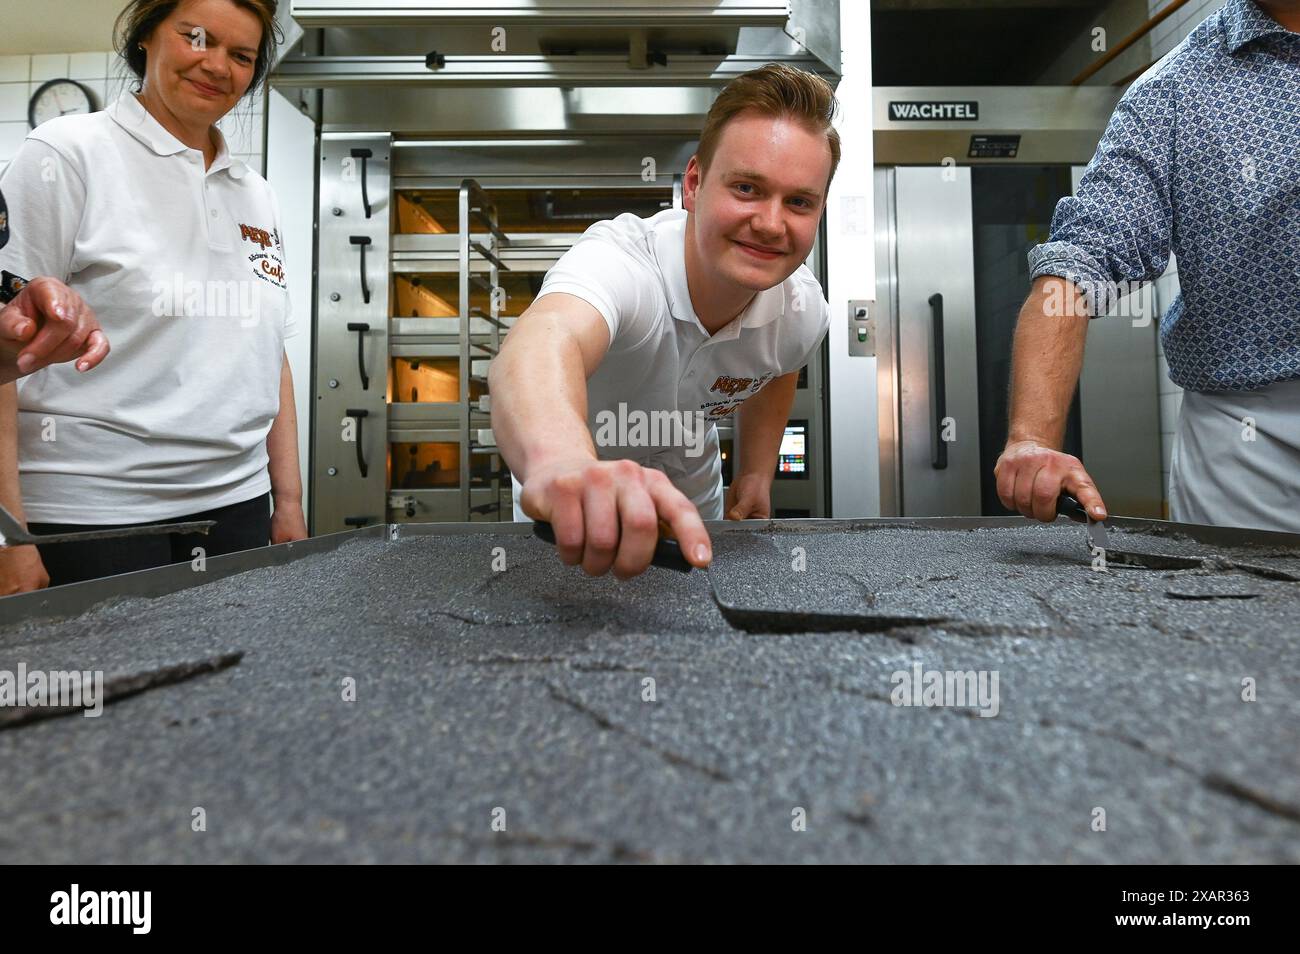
left=683, top=108, right=832, bottom=292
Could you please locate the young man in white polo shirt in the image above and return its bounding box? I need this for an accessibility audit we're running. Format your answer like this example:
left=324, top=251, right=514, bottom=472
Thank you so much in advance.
left=491, top=64, right=838, bottom=579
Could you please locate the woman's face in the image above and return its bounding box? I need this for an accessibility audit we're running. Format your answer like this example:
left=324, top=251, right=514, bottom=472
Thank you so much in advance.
left=139, top=0, right=262, bottom=127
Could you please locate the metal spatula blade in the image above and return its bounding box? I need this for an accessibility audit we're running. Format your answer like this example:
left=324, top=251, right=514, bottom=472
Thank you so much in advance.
left=1052, top=495, right=1213, bottom=570
left=1055, top=493, right=1109, bottom=550
left=0, top=501, right=216, bottom=547
left=532, top=520, right=952, bottom=634
left=707, top=590, right=952, bottom=635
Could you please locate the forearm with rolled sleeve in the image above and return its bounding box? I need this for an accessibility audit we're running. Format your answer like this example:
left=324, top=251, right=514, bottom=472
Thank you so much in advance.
left=1027, top=71, right=1177, bottom=317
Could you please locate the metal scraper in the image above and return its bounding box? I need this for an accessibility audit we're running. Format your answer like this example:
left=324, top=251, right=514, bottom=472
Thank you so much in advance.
left=532, top=520, right=952, bottom=634
left=0, top=500, right=215, bottom=547
left=532, top=519, right=693, bottom=575
left=1050, top=494, right=1210, bottom=570
left=1054, top=493, right=1109, bottom=551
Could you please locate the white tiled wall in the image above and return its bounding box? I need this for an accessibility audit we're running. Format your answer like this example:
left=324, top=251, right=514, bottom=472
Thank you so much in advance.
left=0, top=51, right=265, bottom=177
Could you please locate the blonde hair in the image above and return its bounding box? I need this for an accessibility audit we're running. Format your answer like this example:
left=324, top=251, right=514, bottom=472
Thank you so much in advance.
left=696, top=63, right=841, bottom=191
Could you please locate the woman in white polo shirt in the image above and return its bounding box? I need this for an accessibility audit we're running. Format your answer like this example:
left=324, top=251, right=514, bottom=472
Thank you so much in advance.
left=0, top=0, right=304, bottom=591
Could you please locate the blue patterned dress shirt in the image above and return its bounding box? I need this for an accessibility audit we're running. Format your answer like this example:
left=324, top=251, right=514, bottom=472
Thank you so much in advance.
left=1029, top=0, right=1300, bottom=392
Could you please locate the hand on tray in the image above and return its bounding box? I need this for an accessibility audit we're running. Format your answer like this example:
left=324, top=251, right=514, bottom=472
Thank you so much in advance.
left=0, top=544, right=49, bottom=594
left=271, top=500, right=309, bottom=544
left=520, top=457, right=712, bottom=579
left=724, top=473, right=771, bottom=521
left=995, top=439, right=1108, bottom=523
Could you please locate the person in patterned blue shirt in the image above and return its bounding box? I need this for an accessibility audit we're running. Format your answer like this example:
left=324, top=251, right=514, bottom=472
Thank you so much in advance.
left=995, top=0, right=1300, bottom=532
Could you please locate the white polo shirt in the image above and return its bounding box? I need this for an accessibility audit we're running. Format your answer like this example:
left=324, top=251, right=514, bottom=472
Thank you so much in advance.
left=513, top=207, right=829, bottom=520
left=0, top=92, right=295, bottom=524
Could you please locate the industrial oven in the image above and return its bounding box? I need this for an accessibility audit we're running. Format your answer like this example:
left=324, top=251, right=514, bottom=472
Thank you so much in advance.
left=871, top=86, right=1167, bottom=520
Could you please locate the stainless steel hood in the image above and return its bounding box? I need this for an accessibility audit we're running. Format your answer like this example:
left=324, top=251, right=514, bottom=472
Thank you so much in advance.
left=290, top=1, right=796, bottom=26
left=273, top=53, right=832, bottom=88
left=281, top=1, right=841, bottom=128
left=874, top=85, right=1123, bottom=165
left=277, top=1, right=842, bottom=135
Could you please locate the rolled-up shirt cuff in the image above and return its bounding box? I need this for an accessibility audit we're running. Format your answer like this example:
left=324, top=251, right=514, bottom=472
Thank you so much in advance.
left=1027, top=241, right=1117, bottom=318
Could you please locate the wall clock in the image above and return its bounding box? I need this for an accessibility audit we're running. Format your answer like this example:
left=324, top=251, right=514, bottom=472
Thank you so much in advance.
left=29, top=78, right=96, bottom=129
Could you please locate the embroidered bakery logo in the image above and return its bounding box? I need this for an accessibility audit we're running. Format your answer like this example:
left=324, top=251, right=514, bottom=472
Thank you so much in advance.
left=240, top=222, right=287, bottom=290
left=239, top=223, right=274, bottom=249
left=702, top=371, right=775, bottom=419
left=710, top=373, right=767, bottom=397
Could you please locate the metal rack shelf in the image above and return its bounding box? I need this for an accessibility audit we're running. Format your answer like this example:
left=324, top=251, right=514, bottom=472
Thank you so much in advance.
left=456, top=179, right=510, bottom=521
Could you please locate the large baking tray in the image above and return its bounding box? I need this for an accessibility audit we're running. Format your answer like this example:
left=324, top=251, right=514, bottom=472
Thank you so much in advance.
left=4, top=515, right=1298, bottom=626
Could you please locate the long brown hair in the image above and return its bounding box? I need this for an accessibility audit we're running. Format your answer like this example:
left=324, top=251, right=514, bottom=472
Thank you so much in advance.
left=114, top=0, right=282, bottom=97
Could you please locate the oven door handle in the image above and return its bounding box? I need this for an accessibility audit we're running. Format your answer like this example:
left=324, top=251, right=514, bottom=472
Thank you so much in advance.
left=349, top=236, right=372, bottom=305
left=928, top=292, right=948, bottom=470
left=349, top=147, right=373, bottom=219
left=345, top=322, right=370, bottom=390
left=345, top=407, right=369, bottom=479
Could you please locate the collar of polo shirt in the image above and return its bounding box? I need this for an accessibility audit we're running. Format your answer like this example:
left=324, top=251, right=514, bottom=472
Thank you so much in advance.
left=107, top=91, right=247, bottom=180
left=653, top=211, right=785, bottom=342
left=1225, top=0, right=1296, bottom=52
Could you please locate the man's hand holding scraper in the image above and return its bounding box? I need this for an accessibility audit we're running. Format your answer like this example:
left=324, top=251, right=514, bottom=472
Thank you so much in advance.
left=491, top=64, right=838, bottom=579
